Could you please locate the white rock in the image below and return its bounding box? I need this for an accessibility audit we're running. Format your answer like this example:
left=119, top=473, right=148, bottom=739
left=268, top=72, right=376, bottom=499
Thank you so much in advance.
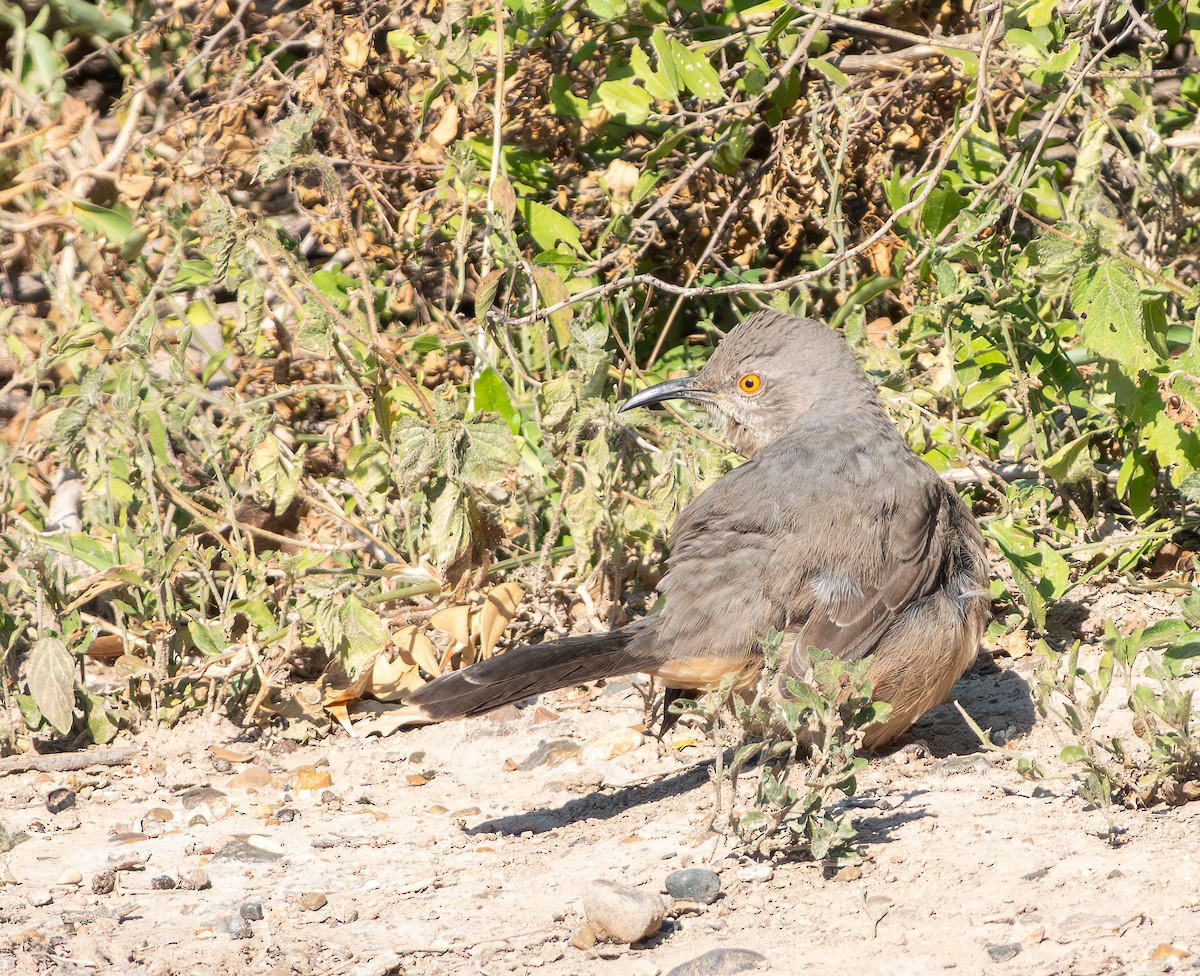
left=737, top=862, right=774, bottom=883
left=56, top=869, right=82, bottom=886
left=582, top=880, right=670, bottom=944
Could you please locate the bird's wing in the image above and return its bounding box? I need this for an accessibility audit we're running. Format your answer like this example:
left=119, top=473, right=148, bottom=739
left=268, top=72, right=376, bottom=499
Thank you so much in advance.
left=789, top=475, right=952, bottom=665
left=647, top=453, right=806, bottom=666
left=647, top=434, right=954, bottom=676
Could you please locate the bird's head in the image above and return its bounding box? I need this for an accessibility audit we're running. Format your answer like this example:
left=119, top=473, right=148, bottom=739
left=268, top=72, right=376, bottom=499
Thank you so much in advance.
left=620, top=311, right=879, bottom=458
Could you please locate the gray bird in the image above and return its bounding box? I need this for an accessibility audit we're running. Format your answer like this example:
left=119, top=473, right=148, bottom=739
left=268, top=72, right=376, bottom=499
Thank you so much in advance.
left=407, top=311, right=989, bottom=748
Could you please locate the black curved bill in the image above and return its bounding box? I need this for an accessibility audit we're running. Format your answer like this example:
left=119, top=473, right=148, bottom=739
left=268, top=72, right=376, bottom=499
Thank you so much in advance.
left=619, top=376, right=706, bottom=413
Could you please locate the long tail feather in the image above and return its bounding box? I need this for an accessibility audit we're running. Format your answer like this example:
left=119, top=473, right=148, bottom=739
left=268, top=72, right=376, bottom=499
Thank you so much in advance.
left=407, top=628, right=659, bottom=721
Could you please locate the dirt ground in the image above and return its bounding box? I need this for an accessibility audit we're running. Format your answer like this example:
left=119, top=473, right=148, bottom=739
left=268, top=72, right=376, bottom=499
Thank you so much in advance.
left=3, top=584, right=1200, bottom=976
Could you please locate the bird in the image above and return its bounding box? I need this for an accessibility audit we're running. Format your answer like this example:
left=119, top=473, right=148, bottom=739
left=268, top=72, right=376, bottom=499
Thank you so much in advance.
left=406, top=310, right=990, bottom=748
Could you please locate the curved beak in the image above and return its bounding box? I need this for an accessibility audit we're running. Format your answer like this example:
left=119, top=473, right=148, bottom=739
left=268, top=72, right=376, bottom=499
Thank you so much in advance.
left=619, top=375, right=707, bottom=413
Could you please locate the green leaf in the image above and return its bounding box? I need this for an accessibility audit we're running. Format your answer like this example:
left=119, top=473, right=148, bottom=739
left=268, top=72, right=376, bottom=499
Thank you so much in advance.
left=672, top=42, right=723, bottom=102
left=460, top=418, right=520, bottom=482
left=519, top=200, right=584, bottom=253
left=392, top=419, right=439, bottom=485
left=809, top=57, right=849, bottom=88
left=529, top=266, right=574, bottom=348
left=921, top=188, right=967, bottom=234
left=27, top=637, right=76, bottom=735
left=713, top=122, right=753, bottom=175
left=597, top=79, right=653, bottom=124
left=338, top=594, right=388, bottom=675
left=829, top=276, right=900, bottom=330
left=1060, top=744, right=1088, bottom=765
left=69, top=199, right=134, bottom=244
left=472, top=367, right=519, bottom=431
left=428, top=481, right=468, bottom=566
left=630, top=46, right=676, bottom=100
left=83, top=693, right=118, bottom=744
left=249, top=435, right=297, bottom=516
left=476, top=269, right=505, bottom=325
left=1071, top=263, right=1157, bottom=373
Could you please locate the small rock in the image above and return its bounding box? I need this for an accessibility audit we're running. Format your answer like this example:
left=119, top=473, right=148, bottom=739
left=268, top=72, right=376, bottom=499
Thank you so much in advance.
left=225, top=914, right=253, bottom=940
left=178, top=869, right=211, bottom=891
left=240, top=901, right=264, bottom=921
left=211, top=758, right=233, bottom=773
left=143, top=807, right=173, bottom=823
left=151, top=875, right=177, bottom=890
left=214, top=838, right=283, bottom=863
left=665, top=948, right=768, bottom=976
left=582, top=880, right=669, bottom=944
left=300, top=892, right=328, bottom=911
left=830, top=865, right=862, bottom=883
left=986, top=943, right=1022, bottom=963
left=27, top=890, right=53, bottom=907
left=736, top=863, right=773, bottom=884
left=181, top=786, right=227, bottom=810
left=570, top=922, right=597, bottom=950
left=91, top=870, right=117, bottom=895
left=188, top=815, right=209, bottom=827
left=665, top=868, right=721, bottom=905
left=581, top=727, right=645, bottom=763
left=331, top=906, right=359, bottom=924
left=229, top=766, right=273, bottom=790
left=290, top=766, right=332, bottom=791
left=56, top=869, right=82, bottom=886
left=276, top=808, right=297, bottom=823
left=46, top=788, right=76, bottom=814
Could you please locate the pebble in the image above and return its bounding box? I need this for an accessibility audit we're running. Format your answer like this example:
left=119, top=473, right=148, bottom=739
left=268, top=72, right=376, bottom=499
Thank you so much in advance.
left=986, top=943, right=1022, bottom=963
left=665, top=948, right=768, bottom=976
left=178, top=869, right=211, bottom=891
left=56, top=869, right=82, bottom=886
left=214, top=838, right=283, bottom=863
left=570, top=922, right=597, bottom=950
left=225, top=914, right=254, bottom=940
left=240, top=901, right=264, bottom=921
left=300, top=892, right=328, bottom=911
left=665, top=868, right=721, bottom=905
left=27, top=890, right=52, bottom=907
left=582, top=880, right=669, bottom=944
left=736, top=863, right=773, bottom=884
left=92, top=869, right=117, bottom=895
left=276, top=808, right=297, bottom=823
left=46, top=788, right=76, bottom=814
left=151, top=875, right=177, bottom=890
left=181, top=786, right=226, bottom=810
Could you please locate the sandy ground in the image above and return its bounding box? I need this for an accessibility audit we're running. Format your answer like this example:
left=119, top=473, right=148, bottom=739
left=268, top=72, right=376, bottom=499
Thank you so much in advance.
left=3, top=588, right=1200, bottom=976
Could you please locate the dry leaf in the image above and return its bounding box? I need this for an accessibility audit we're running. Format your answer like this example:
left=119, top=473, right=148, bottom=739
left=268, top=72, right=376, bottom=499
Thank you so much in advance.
left=604, top=159, right=639, bottom=205
left=430, top=604, right=472, bottom=647
left=476, top=582, right=524, bottom=658
left=429, top=103, right=459, bottom=147
left=394, top=624, right=441, bottom=676
left=342, top=32, right=371, bottom=71
left=209, top=746, right=253, bottom=763
left=86, top=635, right=125, bottom=661
left=114, top=654, right=149, bottom=677
left=369, top=654, right=424, bottom=702
left=346, top=701, right=433, bottom=736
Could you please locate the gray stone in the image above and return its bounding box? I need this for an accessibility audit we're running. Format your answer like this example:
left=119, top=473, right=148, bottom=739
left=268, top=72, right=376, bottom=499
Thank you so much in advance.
left=582, top=880, right=670, bottom=944
left=225, top=914, right=253, bottom=940
left=240, top=901, right=264, bottom=921
left=986, top=943, right=1021, bottom=963
left=665, top=948, right=768, bottom=976
left=665, top=868, right=721, bottom=905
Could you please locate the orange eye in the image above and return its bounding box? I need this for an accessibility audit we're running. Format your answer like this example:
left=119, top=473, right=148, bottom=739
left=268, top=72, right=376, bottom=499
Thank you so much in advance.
left=738, top=373, right=762, bottom=395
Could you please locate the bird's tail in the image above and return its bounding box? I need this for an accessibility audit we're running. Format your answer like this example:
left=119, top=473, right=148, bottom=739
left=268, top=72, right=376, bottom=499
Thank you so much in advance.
left=406, top=626, right=659, bottom=721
